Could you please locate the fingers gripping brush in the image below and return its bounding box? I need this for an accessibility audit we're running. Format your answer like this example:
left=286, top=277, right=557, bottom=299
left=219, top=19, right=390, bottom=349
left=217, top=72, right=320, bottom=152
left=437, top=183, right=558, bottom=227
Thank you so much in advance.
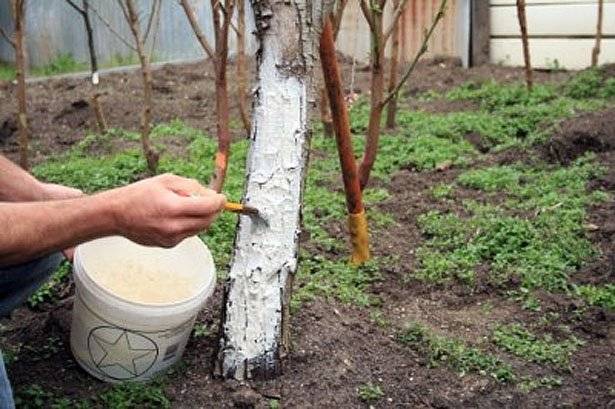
left=180, top=191, right=269, bottom=227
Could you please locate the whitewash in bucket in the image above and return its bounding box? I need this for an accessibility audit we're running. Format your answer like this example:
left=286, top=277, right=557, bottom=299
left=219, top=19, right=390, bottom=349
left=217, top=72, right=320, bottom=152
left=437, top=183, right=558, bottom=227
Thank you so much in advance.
left=70, top=236, right=216, bottom=383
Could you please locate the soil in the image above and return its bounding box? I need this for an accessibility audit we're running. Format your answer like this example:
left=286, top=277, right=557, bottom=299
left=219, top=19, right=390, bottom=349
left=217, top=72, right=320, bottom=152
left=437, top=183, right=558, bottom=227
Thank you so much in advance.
left=1, top=60, right=614, bottom=408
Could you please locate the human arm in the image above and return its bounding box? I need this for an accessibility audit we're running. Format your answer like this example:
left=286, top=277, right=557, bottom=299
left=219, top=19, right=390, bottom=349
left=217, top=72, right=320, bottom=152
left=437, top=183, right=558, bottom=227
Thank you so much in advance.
left=0, top=174, right=226, bottom=266
left=0, top=155, right=82, bottom=201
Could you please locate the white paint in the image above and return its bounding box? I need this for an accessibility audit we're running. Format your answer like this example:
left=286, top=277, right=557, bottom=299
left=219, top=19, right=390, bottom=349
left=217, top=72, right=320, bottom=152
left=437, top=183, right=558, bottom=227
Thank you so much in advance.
left=219, top=13, right=309, bottom=379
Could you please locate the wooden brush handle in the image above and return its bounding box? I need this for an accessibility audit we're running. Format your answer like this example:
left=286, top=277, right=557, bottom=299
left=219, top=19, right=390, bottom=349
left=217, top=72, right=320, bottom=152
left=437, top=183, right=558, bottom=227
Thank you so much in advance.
left=224, top=202, right=245, bottom=213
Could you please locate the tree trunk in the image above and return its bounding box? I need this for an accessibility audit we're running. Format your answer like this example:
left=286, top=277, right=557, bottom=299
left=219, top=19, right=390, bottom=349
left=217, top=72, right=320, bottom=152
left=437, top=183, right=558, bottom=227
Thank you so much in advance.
left=210, top=60, right=231, bottom=192
left=591, top=0, right=603, bottom=67
left=319, top=85, right=333, bottom=137
left=385, top=0, right=401, bottom=129
left=217, top=0, right=331, bottom=381
left=516, top=0, right=532, bottom=91
left=91, top=92, right=107, bottom=133
left=320, top=17, right=370, bottom=264
left=236, top=0, right=251, bottom=136
left=358, top=7, right=385, bottom=191
left=12, top=0, right=29, bottom=170
left=125, top=0, right=159, bottom=173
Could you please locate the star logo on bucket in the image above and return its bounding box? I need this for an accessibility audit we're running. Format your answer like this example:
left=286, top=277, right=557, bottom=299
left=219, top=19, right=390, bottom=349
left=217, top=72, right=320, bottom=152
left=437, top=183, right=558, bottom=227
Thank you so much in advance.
left=88, top=326, right=159, bottom=380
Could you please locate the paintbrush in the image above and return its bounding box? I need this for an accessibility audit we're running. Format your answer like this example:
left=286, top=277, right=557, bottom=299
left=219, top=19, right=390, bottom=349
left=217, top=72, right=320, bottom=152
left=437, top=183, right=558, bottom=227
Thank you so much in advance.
left=224, top=202, right=269, bottom=226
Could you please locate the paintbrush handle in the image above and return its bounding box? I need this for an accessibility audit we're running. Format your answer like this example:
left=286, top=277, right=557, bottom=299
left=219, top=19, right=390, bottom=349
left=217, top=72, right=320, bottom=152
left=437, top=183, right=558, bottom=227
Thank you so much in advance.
left=224, top=202, right=260, bottom=216
left=224, top=202, right=245, bottom=213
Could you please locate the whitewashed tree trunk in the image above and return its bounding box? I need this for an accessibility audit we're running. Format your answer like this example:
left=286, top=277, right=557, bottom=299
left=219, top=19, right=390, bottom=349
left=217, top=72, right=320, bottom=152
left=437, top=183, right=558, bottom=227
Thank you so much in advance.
left=217, top=0, right=332, bottom=381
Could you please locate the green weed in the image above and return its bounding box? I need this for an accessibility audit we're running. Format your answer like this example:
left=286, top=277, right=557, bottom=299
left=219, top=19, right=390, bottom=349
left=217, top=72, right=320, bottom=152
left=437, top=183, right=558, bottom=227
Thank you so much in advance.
left=292, top=255, right=381, bottom=309
left=0, top=62, right=16, bottom=81
left=416, top=156, right=601, bottom=291
left=27, top=262, right=71, bottom=308
left=95, top=381, right=170, bottom=409
left=14, top=384, right=52, bottom=409
left=574, top=284, right=615, bottom=310
left=357, top=383, right=384, bottom=403
left=518, top=376, right=563, bottom=393
left=397, top=322, right=515, bottom=382
left=493, top=324, right=583, bottom=369
left=563, top=67, right=615, bottom=99
left=431, top=183, right=454, bottom=199
left=30, top=54, right=86, bottom=77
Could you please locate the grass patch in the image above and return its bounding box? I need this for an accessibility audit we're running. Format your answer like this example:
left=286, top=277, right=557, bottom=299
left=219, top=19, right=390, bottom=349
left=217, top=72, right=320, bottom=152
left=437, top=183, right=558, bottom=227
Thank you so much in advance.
left=0, top=62, right=16, bottom=81
left=292, top=255, right=381, bottom=310
left=518, top=376, right=563, bottom=393
left=574, top=284, right=615, bottom=310
left=493, top=324, right=583, bottom=369
left=415, top=155, right=603, bottom=291
left=397, top=322, right=515, bottom=382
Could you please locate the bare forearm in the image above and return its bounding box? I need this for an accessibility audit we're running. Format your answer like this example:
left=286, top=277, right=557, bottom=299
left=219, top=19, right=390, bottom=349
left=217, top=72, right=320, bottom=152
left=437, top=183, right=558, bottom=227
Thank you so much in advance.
left=0, top=193, right=118, bottom=266
left=0, top=155, right=46, bottom=201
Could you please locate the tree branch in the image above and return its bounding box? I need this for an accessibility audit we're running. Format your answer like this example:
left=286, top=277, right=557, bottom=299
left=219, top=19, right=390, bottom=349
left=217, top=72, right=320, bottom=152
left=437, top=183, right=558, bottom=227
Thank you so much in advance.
left=0, top=26, right=15, bottom=48
left=380, top=0, right=447, bottom=108
left=383, top=0, right=408, bottom=43
left=360, top=0, right=376, bottom=35
left=179, top=0, right=216, bottom=60
left=88, top=2, right=137, bottom=51
left=64, top=0, right=86, bottom=16
left=143, top=0, right=160, bottom=43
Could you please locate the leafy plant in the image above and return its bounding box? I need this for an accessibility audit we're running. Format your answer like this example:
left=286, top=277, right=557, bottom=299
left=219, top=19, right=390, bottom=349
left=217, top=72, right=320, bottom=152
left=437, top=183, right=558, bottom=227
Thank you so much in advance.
left=493, top=324, right=583, bottom=368
left=28, top=262, right=72, bottom=308
left=357, top=383, right=384, bottom=403
left=398, top=322, right=515, bottom=382
left=574, top=284, right=615, bottom=310
left=518, top=376, right=563, bottom=393
left=96, top=381, right=170, bottom=409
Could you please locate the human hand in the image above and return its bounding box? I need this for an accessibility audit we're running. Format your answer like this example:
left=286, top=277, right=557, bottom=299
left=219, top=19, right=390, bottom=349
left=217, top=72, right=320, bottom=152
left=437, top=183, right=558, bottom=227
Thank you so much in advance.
left=105, top=173, right=226, bottom=248
left=39, top=182, right=84, bottom=200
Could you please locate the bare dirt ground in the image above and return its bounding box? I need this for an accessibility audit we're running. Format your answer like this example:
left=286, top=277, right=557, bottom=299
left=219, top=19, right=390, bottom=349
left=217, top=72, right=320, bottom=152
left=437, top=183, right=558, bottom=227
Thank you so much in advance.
left=0, top=59, right=613, bottom=408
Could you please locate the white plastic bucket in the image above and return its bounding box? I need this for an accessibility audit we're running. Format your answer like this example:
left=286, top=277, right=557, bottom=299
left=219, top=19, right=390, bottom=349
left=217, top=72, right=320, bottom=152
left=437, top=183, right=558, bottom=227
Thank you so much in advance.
left=70, top=236, right=216, bottom=383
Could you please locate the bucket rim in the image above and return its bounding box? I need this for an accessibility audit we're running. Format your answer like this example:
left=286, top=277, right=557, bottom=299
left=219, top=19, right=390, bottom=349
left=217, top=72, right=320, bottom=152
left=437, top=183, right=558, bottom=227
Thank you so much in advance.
left=74, top=236, right=216, bottom=308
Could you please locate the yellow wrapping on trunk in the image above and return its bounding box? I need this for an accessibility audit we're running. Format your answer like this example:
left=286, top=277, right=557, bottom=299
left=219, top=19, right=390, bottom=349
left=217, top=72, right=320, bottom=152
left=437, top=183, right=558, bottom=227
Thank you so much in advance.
left=348, top=210, right=370, bottom=265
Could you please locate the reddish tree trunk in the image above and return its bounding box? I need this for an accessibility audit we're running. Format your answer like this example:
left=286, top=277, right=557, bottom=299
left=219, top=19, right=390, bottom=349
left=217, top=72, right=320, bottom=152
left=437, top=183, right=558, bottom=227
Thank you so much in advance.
left=12, top=0, right=29, bottom=170
left=591, top=0, right=604, bottom=67
left=516, top=0, right=533, bottom=91
left=125, top=0, right=159, bottom=173
left=236, top=0, right=251, bottom=135
left=385, top=0, right=402, bottom=129
left=358, top=2, right=385, bottom=191
left=211, top=61, right=231, bottom=192
left=320, top=17, right=370, bottom=264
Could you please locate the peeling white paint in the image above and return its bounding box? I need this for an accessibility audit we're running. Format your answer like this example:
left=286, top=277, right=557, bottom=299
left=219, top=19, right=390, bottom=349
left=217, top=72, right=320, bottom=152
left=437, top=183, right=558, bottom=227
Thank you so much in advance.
left=219, top=13, right=308, bottom=381
left=218, top=0, right=334, bottom=381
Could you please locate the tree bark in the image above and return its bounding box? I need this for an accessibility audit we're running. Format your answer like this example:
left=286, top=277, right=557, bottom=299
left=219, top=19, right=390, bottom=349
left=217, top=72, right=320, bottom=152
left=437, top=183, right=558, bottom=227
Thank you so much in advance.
left=358, top=0, right=386, bottom=191
left=180, top=0, right=234, bottom=192
left=385, top=0, right=402, bottom=129
left=125, top=0, right=159, bottom=173
left=209, top=0, right=234, bottom=193
left=236, top=0, right=251, bottom=136
left=516, top=0, right=532, bottom=91
left=591, top=0, right=603, bottom=67
left=12, top=0, right=29, bottom=170
left=66, top=0, right=108, bottom=133
left=320, top=17, right=370, bottom=264
left=217, top=0, right=332, bottom=381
